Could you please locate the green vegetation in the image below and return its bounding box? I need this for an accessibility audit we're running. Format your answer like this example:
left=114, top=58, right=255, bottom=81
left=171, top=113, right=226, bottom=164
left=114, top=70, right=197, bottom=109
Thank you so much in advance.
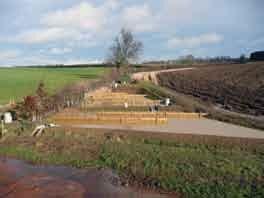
left=0, top=67, right=107, bottom=104
left=1, top=127, right=263, bottom=198
left=119, top=73, right=131, bottom=83
left=100, top=137, right=264, bottom=198
left=137, top=81, right=168, bottom=100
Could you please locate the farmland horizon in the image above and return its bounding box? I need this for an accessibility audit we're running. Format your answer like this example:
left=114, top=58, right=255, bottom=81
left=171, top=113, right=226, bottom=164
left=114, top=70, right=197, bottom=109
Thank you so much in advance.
left=0, top=52, right=260, bottom=68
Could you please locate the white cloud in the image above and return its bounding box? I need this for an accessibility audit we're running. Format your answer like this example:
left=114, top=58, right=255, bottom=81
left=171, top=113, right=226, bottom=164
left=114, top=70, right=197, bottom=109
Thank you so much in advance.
left=161, top=0, right=211, bottom=24
left=102, top=0, right=120, bottom=10
left=41, top=2, right=106, bottom=32
left=7, top=1, right=119, bottom=45
left=12, top=28, right=81, bottom=44
left=49, top=47, right=72, bottom=55
left=3, top=1, right=213, bottom=47
left=63, top=58, right=103, bottom=65
left=163, top=0, right=192, bottom=18
left=0, top=53, right=102, bottom=66
left=0, top=48, right=101, bottom=66
left=0, top=0, right=240, bottom=63
left=168, top=33, right=223, bottom=48
left=0, top=52, right=57, bottom=66
left=11, top=27, right=95, bottom=45
left=0, top=50, right=21, bottom=60
left=121, top=4, right=157, bottom=32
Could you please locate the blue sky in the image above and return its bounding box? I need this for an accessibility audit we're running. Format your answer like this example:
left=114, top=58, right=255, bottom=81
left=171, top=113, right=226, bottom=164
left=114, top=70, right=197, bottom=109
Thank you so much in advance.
left=0, top=0, right=263, bottom=66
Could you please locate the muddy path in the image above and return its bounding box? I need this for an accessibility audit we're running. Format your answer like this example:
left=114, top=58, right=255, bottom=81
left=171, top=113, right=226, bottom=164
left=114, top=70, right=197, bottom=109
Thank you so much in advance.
left=0, top=157, right=173, bottom=198
left=131, top=68, right=195, bottom=84
left=0, top=157, right=172, bottom=198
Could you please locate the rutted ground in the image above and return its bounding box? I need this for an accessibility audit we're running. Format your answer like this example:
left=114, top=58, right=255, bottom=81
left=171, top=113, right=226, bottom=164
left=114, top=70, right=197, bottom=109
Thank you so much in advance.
left=158, top=63, right=264, bottom=116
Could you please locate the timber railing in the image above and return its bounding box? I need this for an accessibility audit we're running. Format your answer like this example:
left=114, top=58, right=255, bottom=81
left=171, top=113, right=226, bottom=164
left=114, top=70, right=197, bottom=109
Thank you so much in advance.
left=51, top=111, right=207, bottom=125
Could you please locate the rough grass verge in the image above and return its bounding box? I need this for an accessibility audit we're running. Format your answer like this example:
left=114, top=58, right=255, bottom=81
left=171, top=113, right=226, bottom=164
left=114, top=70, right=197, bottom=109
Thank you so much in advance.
left=1, top=127, right=264, bottom=198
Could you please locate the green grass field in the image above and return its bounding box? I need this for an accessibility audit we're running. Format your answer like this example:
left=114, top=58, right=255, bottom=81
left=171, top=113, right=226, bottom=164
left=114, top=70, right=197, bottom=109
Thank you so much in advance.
left=0, top=67, right=107, bottom=104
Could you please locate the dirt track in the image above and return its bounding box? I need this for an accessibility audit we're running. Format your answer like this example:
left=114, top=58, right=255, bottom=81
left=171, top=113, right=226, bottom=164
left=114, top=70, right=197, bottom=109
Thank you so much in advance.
left=68, top=118, right=264, bottom=139
left=131, top=68, right=194, bottom=84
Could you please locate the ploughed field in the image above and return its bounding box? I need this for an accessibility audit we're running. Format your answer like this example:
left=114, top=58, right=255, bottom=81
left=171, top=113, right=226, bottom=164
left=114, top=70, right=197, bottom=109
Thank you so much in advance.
left=158, top=63, right=264, bottom=116
left=0, top=67, right=107, bottom=104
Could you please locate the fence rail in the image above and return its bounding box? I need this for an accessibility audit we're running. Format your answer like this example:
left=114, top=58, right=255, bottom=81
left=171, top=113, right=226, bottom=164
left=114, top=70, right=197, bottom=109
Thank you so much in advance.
left=51, top=112, right=206, bottom=125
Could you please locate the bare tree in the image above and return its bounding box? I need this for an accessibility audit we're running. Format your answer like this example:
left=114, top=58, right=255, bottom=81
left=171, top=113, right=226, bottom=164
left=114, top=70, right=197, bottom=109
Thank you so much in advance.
left=108, top=28, right=143, bottom=69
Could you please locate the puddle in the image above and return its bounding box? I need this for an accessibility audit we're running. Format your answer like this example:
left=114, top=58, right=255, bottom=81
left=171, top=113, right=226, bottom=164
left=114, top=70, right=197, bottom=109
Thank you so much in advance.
left=0, top=157, right=172, bottom=198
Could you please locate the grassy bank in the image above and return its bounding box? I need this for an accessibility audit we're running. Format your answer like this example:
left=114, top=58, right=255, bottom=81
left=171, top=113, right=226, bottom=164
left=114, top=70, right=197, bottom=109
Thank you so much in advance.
left=0, top=67, right=107, bottom=104
left=1, top=127, right=264, bottom=197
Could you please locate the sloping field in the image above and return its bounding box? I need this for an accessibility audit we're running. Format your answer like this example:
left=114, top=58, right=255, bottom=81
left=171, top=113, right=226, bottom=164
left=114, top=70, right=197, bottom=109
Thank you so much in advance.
left=0, top=67, right=107, bottom=104
left=158, top=63, right=264, bottom=115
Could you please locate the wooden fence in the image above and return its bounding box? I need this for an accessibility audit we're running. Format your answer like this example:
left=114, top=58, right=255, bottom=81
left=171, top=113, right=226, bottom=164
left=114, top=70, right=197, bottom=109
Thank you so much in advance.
left=51, top=112, right=206, bottom=125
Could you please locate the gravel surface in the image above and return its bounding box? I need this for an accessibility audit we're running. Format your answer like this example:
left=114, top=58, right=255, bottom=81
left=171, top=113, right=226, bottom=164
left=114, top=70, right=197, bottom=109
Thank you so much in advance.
left=70, top=118, right=264, bottom=139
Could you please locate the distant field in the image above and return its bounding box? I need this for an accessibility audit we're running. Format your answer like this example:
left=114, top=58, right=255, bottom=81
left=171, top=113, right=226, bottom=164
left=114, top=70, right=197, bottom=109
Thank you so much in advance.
left=158, top=63, right=264, bottom=116
left=0, top=67, right=107, bottom=104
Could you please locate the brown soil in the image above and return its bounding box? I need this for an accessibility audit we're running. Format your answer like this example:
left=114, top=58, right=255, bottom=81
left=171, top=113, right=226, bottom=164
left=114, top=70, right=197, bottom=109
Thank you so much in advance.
left=0, top=157, right=172, bottom=198
left=132, top=68, right=194, bottom=85
left=158, top=63, right=264, bottom=116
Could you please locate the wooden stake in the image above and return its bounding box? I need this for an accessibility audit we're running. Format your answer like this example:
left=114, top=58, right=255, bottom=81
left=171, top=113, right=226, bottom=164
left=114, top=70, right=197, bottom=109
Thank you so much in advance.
left=1, top=120, right=4, bottom=138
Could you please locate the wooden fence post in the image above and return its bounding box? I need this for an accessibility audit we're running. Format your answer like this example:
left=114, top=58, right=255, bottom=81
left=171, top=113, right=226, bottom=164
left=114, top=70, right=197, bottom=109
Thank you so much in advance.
left=1, top=120, right=4, bottom=138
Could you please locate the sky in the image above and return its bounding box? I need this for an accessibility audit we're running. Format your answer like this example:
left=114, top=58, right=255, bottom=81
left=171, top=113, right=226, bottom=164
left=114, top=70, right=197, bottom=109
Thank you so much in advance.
left=0, top=0, right=263, bottom=66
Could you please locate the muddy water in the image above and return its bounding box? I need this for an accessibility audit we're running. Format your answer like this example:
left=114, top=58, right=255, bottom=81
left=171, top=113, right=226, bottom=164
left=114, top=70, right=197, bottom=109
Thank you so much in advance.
left=0, top=158, right=171, bottom=198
